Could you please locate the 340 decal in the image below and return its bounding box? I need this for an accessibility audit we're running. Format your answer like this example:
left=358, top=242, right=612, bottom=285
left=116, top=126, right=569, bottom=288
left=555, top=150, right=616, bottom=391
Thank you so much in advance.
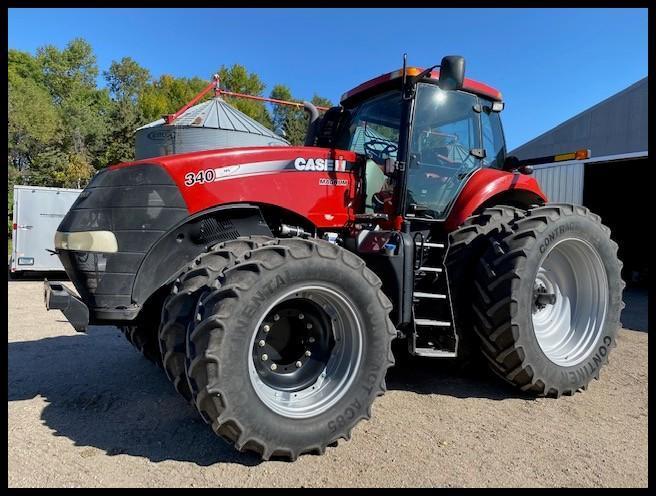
left=184, top=165, right=240, bottom=186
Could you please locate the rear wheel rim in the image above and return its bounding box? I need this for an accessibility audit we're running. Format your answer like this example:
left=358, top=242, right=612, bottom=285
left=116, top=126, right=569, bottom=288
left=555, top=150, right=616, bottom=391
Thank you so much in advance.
left=249, top=285, right=363, bottom=419
left=531, top=238, right=609, bottom=366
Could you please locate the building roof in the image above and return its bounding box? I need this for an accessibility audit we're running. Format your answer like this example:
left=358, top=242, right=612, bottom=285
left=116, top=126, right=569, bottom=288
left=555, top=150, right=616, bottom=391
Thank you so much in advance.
left=511, top=77, right=647, bottom=160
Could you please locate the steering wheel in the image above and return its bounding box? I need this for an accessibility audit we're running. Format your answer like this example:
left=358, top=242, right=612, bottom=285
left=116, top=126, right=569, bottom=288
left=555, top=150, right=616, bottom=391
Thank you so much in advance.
left=364, top=140, right=398, bottom=163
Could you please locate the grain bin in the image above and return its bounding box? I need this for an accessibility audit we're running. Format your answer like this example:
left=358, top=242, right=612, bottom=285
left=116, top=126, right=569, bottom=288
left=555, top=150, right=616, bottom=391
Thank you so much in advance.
left=135, top=96, right=289, bottom=160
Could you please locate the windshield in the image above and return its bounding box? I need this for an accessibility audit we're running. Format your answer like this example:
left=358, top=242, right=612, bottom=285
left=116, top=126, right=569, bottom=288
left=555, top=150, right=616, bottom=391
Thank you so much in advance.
left=406, top=84, right=482, bottom=219
left=336, top=90, right=401, bottom=162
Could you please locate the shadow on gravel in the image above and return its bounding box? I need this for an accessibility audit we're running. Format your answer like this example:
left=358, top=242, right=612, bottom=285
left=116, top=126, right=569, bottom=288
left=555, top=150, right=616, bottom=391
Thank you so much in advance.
left=8, top=325, right=527, bottom=468
left=385, top=347, right=530, bottom=401
left=8, top=325, right=261, bottom=467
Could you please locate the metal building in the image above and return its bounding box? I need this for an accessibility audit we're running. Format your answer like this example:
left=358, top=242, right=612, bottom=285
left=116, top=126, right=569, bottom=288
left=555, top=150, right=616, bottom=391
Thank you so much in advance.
left=511, top=77, right=648, bottom=282
left=135, top=96, right=289, bottom=160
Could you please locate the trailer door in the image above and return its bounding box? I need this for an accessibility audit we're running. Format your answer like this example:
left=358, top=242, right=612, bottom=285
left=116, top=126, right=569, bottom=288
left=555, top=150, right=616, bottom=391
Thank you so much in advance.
left=13, top=187, right=80, bottom=272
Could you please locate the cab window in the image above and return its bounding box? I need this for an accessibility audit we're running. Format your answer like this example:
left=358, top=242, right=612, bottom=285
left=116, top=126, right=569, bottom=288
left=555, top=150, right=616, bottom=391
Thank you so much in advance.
left=480, top=100, right=506, bottom=168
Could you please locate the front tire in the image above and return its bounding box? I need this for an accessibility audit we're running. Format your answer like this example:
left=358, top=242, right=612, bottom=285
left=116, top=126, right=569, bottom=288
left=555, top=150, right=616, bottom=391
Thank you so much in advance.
left=186, top=237, right=396, bottom=460
left=472, top=204, right=624, bottom=396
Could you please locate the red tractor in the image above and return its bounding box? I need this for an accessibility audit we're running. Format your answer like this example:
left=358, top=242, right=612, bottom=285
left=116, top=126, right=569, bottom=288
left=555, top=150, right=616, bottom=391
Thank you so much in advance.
left=45, top=56, right=624, bottom=460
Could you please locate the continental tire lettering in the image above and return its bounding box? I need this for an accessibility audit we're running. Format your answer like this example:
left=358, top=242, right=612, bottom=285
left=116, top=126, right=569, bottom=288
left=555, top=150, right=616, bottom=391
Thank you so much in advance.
left=540, top=222, right=577, bottom=254
left=564, top=336, right=614, bottom=384
left=234, top=273, right=286, bottom=330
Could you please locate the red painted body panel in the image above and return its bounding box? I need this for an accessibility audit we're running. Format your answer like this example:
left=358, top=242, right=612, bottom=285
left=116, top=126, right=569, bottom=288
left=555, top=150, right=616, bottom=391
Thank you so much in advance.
left=111, top=147, right=360, bottom=229
left=444, top=168, right=547, bottom=231
left=110, top=148, right=545, bottom=232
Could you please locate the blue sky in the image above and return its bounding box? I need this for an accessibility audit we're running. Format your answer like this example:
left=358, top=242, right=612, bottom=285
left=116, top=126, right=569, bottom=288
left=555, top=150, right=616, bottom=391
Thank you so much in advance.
left=8, top=8, right=648, bottom=150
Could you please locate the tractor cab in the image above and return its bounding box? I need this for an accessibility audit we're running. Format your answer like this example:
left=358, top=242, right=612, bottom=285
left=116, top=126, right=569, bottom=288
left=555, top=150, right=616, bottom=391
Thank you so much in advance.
left=324, top=56, right=507, bottom=224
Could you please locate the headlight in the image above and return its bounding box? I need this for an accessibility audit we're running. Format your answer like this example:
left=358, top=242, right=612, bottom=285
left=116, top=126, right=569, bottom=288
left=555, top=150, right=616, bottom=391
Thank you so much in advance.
left=54, top=231, right=118, bottom=253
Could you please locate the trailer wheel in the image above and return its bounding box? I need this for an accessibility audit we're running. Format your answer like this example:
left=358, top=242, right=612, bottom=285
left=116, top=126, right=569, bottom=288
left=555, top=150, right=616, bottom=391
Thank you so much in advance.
left=472, top=203, right=624, bottom=396
left=186, top=237, right=396, bottom=460
left=445, top=206, right=526, bottom=366
left=158, top=237, right=273, bottom=401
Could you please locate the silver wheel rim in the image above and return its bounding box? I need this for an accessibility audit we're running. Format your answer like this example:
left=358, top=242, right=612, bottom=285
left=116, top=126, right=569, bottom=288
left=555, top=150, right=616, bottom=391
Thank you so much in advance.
left=532, top=237, right=609, bottom=366
left=248, top=285, right=363, bottom=419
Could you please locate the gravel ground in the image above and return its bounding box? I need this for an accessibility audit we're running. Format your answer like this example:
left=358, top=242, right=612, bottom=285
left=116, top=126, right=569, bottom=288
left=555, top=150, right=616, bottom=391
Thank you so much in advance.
left=8, top=279, right=648, bottom=487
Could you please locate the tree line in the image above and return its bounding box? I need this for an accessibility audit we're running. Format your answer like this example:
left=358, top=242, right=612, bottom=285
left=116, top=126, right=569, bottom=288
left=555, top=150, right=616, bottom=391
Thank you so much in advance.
left=8, top=37, right=333, bottom=201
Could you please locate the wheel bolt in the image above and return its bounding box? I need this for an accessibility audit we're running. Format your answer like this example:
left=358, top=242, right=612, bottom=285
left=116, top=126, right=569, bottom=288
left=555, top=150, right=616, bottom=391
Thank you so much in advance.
left=295, top=361, right=302, bottom=368
left=273, top=314, right=280, bottom=321
left=261, top=354, right=268, bottom=361
left=308, top=337, right=315, bottom=343
left=258, top=340, right=266, bottom=347
left=306, top=323, right=313, bottom=329
left=262, top=324, right=271, bottom=333
left=298, top=313, right=304, bottom=320
left=305, top=350, right=312, bottom=357
left=270, top=363, right=277, bottom=371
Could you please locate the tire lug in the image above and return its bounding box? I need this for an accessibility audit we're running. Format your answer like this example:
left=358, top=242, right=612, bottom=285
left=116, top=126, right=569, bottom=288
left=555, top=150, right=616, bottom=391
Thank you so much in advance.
left=308, top=337, right=315, bottom=343
left=261, top=354, right=268, bottom=361
left=306, top=323, right=313, bottom=329
left=270, top=363, right=277, bottom=371
left=305, top=350, right=312, bottom=357
left=273, top=314, right=280, bottom=321
left=262, top=324, right=270, bottom=333
left=295, top=361, right=302, bottom=368
left=258, top=340, right=266, bottom=347
left=298, top=313, right=304, bottom=320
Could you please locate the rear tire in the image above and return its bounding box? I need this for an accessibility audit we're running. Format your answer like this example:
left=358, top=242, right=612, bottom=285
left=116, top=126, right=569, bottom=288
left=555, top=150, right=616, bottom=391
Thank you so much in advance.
left=186, top=237, right=396, bottom=460
left=445, top=206, right=526, bottom=367
left=472, top=203, right=624, bottom=396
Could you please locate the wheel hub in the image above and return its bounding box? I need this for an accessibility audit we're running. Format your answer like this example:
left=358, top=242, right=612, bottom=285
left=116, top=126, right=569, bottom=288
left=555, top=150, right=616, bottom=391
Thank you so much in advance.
left=252, top=299, right=334, bottom=392
left=531, top=238, right=609, bottom=366
left=248, top=286, right=363, bottom=419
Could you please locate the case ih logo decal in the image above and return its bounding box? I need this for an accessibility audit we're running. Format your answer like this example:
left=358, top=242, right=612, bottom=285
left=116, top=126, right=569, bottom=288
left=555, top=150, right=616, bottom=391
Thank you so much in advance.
left=294, top=157, right=347, bottom=172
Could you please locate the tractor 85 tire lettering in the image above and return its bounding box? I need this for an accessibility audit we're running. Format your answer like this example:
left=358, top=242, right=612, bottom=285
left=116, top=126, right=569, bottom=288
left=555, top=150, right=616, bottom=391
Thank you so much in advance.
left=472, top=203, right=625, bottom=396
left=159, top=236, right=274, bottom=401
left=185, top=236, right=396, bottom=460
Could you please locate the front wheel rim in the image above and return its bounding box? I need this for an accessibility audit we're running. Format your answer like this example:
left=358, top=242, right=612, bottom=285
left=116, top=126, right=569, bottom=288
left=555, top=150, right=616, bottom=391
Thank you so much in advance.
left=248, top=285, right=363, bottom=419
left=531, top=237, right=609, bottom=367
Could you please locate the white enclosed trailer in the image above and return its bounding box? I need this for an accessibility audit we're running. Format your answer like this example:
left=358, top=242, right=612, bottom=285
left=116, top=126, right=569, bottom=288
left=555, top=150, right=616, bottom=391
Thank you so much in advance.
left=10, top=185, right=81, bottom=276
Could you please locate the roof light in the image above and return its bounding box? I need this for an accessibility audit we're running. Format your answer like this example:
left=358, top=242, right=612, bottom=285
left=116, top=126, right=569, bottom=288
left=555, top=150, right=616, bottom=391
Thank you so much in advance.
left=575, top=149, right=591, bottom=160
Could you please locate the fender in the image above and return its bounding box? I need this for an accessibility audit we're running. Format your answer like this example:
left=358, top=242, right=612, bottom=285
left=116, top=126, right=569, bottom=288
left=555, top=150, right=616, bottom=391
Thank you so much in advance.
left=444, top=168, right=547, bottom=231
left=112, top=146, right=361, bottom=230
left=131, top=203, right=272, bottom=308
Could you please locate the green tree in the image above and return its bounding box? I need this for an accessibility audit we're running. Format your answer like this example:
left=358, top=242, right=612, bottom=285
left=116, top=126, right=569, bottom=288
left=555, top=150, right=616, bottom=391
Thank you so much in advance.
left=311, top=94, right=333, bottom=109
left=269, top=84, right=306, bottom=145
left=103, top=57, right=152, bottom=164
left=138, top=74, right=208, bottom=122
left=218, top=64, right=272, bottom=128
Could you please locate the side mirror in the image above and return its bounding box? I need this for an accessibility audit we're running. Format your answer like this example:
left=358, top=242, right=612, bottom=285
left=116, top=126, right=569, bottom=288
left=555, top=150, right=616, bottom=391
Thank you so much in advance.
left=503, top=155, right=521, bottom=171
left=438, top=56, right=465, bottom=91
